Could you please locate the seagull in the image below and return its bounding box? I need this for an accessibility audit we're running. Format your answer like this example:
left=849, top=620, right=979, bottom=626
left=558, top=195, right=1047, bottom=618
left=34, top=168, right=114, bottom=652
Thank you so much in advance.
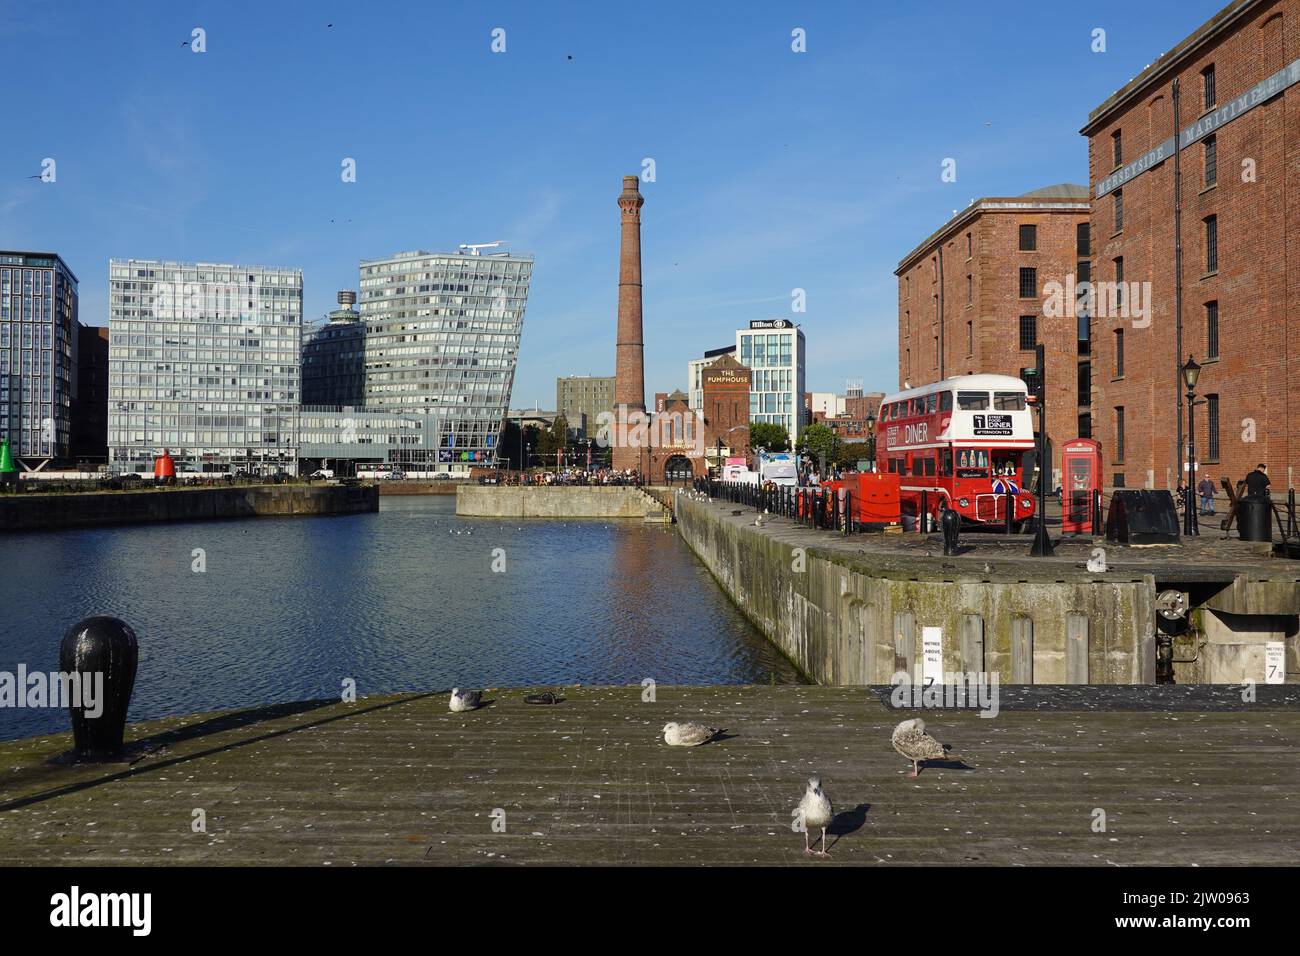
left=797, top=775, right=833, bottom=857
left=753, top=516, right=766, bottom=527
left=662, top=721, right=720, bottom=746
left=1086, top=549, right=1108, bottom=573
left=524, top=691, right=561, bottom=705
left=892, top=717, right=958, bottom=778
left=449, top=688, right=481, bottom=712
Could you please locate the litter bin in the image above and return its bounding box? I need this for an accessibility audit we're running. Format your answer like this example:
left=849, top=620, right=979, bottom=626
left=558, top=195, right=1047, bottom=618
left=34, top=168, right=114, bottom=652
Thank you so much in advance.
left=1238, top=496, right=1272, bottom=542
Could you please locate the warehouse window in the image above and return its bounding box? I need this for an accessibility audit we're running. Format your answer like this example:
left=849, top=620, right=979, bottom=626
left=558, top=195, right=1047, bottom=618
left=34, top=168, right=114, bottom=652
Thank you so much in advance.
left=1019, top=224, right=1037, bottom=251
left=1113, top=189, right=1123, bottom=232
left=1206, top=301, right=1219, bottom=359
left=1204, top=135, right=1217, bottom=187
left=1019, top=315, right=1037, bottom=351
left=1019, top=267, right=1037, bottom=299
left=1076, top=222, right=1090, bottom=257
left=1206, top=394, right=1220, bottom=463
left=1112, top=130, right=1122, bottom=168
left=1205, top=215, right=1218, bottom=273
left=1114, top=329, right=1124, bottom=377
left=1202, top=64, right=1216, bottom=110
left=1115, top=407, right=1125, bottom=463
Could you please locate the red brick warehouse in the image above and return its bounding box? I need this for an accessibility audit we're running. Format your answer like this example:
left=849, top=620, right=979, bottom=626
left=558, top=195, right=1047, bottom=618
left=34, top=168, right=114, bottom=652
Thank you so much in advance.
left=1081, top=0, right=1300, bottom=492
left=895, top=187, right=1092, bottom=486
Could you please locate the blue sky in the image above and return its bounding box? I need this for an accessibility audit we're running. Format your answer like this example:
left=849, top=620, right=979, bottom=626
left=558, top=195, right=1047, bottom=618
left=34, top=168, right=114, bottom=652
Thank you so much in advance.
left=2, top=0, right=1224, bottom=405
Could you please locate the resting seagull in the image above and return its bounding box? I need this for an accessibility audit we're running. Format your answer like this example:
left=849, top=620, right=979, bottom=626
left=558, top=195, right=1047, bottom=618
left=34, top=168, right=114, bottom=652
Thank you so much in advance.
left=797, top=775, right=833, bottom=858
left=662, top=721, right=720, bottom=746
left=892, top=717, right=957, bottom=778
left=449, top=688, right=481, bottom=712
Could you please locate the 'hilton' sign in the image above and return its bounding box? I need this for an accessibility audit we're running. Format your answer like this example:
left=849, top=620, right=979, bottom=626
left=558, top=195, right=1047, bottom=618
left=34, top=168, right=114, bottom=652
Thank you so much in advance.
left=749, top=319, right=793, bottom=330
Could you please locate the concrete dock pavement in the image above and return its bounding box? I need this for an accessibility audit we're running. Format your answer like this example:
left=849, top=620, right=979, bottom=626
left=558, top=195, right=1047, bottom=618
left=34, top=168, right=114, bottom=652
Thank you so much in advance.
left=0, top=686, right=1296, bottom=866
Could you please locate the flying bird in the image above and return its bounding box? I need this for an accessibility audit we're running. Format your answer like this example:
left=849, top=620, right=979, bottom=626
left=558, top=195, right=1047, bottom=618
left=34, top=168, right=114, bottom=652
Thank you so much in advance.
left=796, top=775, right=833, bottom=858
left=662, top=721, right=720, bottom=746
left=892, top=717, right=958, bottom=778
left=449, top=688, right=481, bottom=712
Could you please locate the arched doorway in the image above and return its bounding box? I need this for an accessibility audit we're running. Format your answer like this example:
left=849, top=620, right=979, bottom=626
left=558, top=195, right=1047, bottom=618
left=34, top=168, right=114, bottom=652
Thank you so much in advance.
left=663, top=454, right=693, bottom=486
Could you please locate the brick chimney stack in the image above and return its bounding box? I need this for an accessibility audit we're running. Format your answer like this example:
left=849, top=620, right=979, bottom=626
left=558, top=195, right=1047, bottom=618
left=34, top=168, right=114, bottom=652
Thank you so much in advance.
left=613, top=174, right=646, bottom=471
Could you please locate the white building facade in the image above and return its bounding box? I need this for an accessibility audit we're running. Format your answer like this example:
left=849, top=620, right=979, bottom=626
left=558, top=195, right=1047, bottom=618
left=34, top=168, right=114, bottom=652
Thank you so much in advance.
left=736, top=320, right=806, bottom=441
left=107, top=259, right=303, bottom=474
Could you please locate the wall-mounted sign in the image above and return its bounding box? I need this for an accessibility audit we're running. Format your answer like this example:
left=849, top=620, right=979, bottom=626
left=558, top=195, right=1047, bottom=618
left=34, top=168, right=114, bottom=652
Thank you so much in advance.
left=921, top=627, right=944, bottom=685
left=1095, top=56, right=1300, bottom=198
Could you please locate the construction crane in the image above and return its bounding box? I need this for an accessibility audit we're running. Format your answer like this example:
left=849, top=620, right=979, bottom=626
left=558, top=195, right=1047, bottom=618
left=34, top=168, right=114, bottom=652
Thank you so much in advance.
left=458, top=241, right=505, bottom=256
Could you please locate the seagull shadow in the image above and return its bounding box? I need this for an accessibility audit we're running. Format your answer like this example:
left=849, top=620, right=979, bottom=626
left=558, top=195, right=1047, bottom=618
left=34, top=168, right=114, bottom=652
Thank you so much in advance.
left=710, top=730, right=739, bottom=743
left=919, top=758, right=974, bottom=773
left=827, top=802, right=871, bottom=849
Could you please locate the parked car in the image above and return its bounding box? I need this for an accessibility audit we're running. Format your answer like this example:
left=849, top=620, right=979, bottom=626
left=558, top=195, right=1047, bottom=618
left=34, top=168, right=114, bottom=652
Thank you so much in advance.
left=309, top=468, right=335, bottom=480
left=384, top=470, right=407, bottom=481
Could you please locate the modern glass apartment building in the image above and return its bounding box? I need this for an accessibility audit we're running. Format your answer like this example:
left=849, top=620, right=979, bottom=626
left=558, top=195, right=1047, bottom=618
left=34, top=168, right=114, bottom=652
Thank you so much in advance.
left=736, top=319, right=806, bottom=440
left=0, top=251, right=78, bottom=463
left=107, top=259, right=302, bottom=474
left=302, top=290, right=365, bottom=407
left=359, top=249, right=532, bottom=467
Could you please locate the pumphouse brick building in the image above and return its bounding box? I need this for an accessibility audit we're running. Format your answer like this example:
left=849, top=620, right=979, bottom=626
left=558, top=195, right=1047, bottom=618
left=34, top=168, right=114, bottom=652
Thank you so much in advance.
left=895, top=187, right=1092, bottom=484
left=1082, top=0, right=1300, bottom=492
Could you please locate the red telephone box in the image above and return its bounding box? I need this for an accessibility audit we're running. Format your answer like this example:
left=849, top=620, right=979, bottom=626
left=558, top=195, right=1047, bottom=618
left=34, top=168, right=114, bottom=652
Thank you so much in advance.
left=1061, top=438, right=1102, bottom=533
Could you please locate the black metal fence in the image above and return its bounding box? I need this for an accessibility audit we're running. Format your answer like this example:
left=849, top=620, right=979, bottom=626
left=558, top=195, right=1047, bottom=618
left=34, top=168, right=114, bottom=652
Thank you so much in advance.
left=693, top=478, right=856, bottom=534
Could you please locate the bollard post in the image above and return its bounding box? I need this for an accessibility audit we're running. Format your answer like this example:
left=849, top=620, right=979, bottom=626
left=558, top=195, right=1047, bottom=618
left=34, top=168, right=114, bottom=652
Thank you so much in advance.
left=1005, top=488, right=1014, bottom=535
left=59, top=616, right=138, bottom=760
left=920, top=490, right=929, bottom=534
left=1093, top=488, right=1103, bottom=535
left=941, top=505, right=960, bottom=555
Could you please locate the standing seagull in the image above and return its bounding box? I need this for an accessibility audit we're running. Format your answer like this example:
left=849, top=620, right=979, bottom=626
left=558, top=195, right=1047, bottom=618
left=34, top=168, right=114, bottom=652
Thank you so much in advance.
left=449, top=688, right=481, bottom=712
left=797, top=775, right=833, bottom=858
left=892, top=717, right=957, bottom=778
left=662, top=721, right=720, bottom=746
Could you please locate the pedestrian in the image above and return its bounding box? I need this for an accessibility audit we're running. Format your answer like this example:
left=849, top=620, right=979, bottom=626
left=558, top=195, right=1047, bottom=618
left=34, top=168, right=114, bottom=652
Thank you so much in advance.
left=1197, top=474, right=1215, bottom=515
left=1244, top=463, right=1271, bottom=500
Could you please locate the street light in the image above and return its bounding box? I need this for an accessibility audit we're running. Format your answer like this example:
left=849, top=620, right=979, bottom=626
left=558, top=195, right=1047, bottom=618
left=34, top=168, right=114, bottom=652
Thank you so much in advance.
left=865, top=410, right=877, bottom=472
left=1182, top=355, right=1201, bottom=536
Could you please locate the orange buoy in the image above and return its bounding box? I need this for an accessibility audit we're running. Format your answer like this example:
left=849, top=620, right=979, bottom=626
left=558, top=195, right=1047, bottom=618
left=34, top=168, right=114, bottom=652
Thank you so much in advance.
left=153, top=448, right=176, bottom=480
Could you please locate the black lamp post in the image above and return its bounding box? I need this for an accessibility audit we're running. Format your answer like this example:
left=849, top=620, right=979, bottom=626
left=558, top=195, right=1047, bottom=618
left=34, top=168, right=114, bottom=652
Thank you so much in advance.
left=865, top=411, right=877, bottom=471
left=1029, top=343, right=1055, bottom=556
left=1182, top=355, right=1201, bottom=536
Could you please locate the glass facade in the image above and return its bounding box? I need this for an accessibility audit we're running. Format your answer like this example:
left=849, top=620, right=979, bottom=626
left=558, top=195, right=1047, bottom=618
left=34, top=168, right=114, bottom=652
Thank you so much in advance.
left=0, top=252, right=77, bottom=461
left=736, top=324, right=805, bottom=439
left=359, top=250, right=532, bottom=466
left=107, top=259, right=302, bottom=474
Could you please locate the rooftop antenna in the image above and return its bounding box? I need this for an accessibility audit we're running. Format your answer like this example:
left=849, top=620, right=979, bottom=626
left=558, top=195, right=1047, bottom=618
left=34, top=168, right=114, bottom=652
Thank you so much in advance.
left=459, top=241, right=505, bottom=256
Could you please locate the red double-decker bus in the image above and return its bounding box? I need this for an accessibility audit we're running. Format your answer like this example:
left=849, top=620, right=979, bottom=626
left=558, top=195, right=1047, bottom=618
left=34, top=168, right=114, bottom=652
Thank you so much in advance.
left=876, top=374, right=1037, bottom=531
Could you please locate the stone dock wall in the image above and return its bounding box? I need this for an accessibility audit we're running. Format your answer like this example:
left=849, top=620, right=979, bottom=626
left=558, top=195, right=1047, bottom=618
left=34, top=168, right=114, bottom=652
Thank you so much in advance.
left=456, top=485, right=656, bottom=518
left=673, top=493, right=1158, bottom=685
left=0, top=483, right=378, bottom=532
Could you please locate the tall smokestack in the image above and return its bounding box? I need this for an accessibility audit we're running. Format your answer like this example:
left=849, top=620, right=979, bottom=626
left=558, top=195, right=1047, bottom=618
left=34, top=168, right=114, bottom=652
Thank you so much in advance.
left=613, top=174, right=645, bottom=471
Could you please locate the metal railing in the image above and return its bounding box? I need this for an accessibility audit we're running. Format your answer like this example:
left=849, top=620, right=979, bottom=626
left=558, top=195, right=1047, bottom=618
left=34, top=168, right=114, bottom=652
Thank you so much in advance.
left=694, top=478, right=855, bottom=535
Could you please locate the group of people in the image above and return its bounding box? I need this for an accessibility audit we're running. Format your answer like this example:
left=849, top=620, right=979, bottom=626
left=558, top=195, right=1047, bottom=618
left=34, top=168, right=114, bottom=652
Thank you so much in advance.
left=512, top=468, right=641, bottom=487
left=1176, top=463, right=1271, bottom=516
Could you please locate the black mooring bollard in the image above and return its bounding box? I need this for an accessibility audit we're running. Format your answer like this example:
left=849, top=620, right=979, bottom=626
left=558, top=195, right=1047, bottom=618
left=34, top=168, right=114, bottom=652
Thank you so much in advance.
left=941, top=506, right=960, bottom=555
left=58, top=616, right=138, bottom=759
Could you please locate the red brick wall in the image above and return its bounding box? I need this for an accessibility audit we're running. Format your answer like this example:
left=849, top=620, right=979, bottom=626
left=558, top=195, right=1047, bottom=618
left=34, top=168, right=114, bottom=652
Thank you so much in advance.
left=1085, top=0, right=1299, bottom=491
left=896, top=203, right=1090, bottom=482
